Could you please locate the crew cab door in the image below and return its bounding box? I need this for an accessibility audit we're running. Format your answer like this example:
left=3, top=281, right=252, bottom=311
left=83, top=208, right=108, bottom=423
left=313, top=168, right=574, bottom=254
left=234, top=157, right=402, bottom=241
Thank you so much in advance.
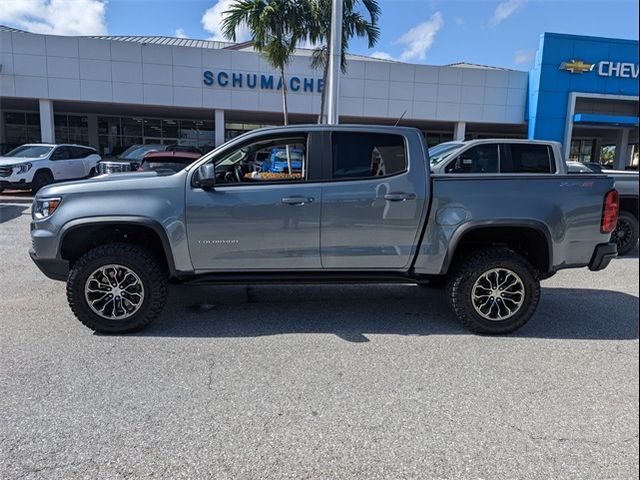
left=185, top=132, right=323, bottom=271
left=320, top=131, right=429, bottom=270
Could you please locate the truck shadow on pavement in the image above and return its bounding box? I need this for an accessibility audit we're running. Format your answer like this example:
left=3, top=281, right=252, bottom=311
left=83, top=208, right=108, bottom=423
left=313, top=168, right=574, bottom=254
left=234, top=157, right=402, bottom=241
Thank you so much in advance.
left=133, top=284, right=639, bottom=342
left=0, top=205, right=28, bottom=224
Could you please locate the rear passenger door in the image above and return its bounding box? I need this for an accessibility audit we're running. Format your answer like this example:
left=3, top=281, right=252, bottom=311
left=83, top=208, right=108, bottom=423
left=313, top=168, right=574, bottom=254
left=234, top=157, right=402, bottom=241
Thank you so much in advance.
left=49, top=146, right=83, bottom=180
left=70, top=147, right=99, bottom=177
left=320, top=131, right=428, bottom=270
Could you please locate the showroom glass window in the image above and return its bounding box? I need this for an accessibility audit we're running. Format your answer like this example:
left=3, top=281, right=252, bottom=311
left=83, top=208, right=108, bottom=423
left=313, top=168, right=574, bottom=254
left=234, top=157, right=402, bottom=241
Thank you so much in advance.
left=3, top=111, right=41, bottom=146
left=97, top=116, right=215, bottom=157
left=54, top=114, right=89, bottom=144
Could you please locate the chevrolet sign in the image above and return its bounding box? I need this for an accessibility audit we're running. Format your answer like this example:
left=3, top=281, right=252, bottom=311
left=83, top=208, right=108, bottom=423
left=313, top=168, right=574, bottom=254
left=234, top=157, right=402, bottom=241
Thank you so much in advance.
left=559, top=59, right=595, bottom=74
left=560, top=59, right=639, bottom=78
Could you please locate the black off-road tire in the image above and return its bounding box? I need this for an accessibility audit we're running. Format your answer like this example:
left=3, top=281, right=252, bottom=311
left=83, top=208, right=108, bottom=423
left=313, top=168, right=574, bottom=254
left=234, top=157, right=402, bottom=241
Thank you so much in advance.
left=612, top=211, right=639, bottom=256
left=67, top=243, right=168, bottom=333
left=447, top=247, right=540, bottom=335
left=31, top=170, right=54, bottom=193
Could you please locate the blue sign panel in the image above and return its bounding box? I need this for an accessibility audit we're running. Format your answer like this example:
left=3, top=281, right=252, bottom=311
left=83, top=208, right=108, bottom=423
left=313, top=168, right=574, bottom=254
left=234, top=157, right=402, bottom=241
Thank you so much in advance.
left=203, top=70, right=324, bottom=93
left=527, top=33, right=639, bottom=144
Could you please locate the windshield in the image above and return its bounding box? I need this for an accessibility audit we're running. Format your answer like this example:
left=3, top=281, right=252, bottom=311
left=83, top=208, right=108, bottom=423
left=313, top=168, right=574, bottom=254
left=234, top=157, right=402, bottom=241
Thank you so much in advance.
left=428, top=142, right=464, bottom=166
left=119, top=145, right=163, bottom=160
left=216, top=148, right=248, bottom=167
left=4, top=145, right=53, bottom=158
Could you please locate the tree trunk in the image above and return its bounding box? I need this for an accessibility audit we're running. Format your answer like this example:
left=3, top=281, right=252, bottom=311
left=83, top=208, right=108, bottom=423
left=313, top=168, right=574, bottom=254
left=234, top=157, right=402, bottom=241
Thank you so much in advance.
left=279, top=65, right=292, bottom=174
left=280, top=65, right=289, bottom=126
left=318, top=53, right=329, bottom=124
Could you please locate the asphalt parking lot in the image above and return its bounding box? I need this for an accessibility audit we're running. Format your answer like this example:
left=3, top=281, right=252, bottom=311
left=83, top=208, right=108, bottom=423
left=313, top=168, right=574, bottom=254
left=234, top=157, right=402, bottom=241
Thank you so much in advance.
left=1, top=200, right=638, bottom=479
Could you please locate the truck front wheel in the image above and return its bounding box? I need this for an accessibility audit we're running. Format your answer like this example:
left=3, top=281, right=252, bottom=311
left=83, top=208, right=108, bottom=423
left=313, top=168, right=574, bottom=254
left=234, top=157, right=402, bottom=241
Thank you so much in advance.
left=67, top=243, right=168, bottom=333
left=448, top=247, right=540, bottom=334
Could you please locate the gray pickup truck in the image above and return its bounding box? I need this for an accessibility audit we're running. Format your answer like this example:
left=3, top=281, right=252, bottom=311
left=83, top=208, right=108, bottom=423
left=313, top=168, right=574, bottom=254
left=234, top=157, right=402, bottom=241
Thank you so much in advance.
left=29, top=125, right=619, bottom=335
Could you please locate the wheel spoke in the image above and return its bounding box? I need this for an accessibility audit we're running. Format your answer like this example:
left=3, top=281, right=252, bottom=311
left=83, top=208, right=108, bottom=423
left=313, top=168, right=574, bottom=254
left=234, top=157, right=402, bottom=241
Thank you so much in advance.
left=471, top=268, right=526, bottom=322
left=85, top=264, right=145, bottom=321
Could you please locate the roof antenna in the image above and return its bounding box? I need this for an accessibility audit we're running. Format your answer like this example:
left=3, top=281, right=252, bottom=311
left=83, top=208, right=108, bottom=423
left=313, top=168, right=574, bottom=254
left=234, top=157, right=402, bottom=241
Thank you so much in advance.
left=394, top=110, right=407, bottom=127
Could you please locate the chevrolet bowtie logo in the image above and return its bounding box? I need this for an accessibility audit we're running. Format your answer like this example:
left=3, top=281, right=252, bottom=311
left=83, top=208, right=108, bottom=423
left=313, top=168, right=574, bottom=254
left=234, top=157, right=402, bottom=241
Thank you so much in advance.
left=559, top=59, right=595, bottom=74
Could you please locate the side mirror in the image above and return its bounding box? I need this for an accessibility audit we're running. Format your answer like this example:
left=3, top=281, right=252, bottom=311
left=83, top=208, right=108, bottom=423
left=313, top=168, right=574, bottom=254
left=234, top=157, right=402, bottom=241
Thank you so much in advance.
left=194, top=163, right=215, bottom=190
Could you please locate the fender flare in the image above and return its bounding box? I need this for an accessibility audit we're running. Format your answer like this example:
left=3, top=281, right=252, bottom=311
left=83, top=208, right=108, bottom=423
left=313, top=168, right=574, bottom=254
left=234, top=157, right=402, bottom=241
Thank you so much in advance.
left=439, top=219, right=554, bottom=275
left=58, top=216, right=177, bottom=276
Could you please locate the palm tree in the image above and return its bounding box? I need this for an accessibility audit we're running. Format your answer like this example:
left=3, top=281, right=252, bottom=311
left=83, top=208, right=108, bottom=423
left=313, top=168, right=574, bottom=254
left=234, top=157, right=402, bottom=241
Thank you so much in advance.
left=306, top=0, right=380, bottom=123
left=222, top=0, right=305, bottom=127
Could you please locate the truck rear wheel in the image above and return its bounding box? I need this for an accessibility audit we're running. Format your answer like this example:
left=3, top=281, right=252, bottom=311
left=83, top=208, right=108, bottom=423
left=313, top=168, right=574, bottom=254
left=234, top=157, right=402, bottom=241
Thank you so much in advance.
left=448, top=247, right=540, bottom=334
left=67, top=243, right=168, bottom=333
left=612, top=211, right=638, bottom=256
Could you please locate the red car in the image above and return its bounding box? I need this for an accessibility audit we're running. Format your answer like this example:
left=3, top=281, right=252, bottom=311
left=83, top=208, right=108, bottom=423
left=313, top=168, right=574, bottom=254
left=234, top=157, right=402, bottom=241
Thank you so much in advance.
left=138, top=151, right=201, bottom=174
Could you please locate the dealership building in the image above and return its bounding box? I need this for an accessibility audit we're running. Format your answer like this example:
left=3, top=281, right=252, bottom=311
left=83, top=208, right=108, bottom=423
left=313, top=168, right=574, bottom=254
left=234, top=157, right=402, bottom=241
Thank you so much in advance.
left=0, top=26, right=638, bottom=168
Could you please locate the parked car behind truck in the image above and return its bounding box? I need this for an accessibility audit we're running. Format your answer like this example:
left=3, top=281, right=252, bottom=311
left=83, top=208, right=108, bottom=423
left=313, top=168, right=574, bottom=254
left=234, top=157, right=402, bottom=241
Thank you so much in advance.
left=567, top=162, right=638, bottom=254
left=98, top=144, right=202, bottom=174
left=0, top=144, right=100, bottom=193
left=30, top=126, right=618, bottom=335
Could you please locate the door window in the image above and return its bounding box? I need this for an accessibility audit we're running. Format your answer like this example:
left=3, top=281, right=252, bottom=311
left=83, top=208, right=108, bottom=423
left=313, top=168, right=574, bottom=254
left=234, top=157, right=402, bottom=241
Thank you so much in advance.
left=445, top=144, right=499, bottom=173
left=503, top=144, right=555, bottom=173
left=214, top=137, right=307, bottom=184
left=332, top=133, right=406, bottom=179
left=50, top=147, right=71, bottom=161
left=69, top=146, right=93, bottom=159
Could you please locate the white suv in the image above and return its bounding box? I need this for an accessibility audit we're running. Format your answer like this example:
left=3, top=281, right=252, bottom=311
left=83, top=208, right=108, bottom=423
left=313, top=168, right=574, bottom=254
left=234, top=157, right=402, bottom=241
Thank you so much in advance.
left=0, top=144, right=101, bottom=193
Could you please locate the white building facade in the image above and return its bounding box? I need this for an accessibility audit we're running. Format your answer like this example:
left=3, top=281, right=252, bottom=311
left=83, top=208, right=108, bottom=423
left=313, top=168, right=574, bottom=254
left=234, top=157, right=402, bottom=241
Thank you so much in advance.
left=0, top=26, right=533, bottom=156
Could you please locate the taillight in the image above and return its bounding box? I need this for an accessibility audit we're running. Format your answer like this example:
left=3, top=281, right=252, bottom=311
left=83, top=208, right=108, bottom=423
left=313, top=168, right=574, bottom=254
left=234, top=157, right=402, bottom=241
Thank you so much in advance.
left=601, top=189, right=619, bottom=234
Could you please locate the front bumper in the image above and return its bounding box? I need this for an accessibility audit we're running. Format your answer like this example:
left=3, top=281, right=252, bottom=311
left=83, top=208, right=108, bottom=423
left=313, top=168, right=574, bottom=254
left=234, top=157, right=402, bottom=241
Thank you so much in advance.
left=29, top=248, right=69, bottom=281
left=588, top=242, right=617, bottom=271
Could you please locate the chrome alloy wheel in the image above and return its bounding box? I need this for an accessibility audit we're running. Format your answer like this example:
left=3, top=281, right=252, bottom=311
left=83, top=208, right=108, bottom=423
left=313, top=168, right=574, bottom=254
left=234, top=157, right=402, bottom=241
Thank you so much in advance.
left=84, top=264, right=145, bottom=320
left=471, top=268, right=525, bottom=321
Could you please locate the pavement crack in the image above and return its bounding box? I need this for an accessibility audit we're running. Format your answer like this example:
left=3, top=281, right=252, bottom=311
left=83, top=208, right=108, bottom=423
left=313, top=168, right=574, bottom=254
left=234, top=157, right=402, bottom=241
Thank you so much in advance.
left=207, top=359, right=216, bottom=390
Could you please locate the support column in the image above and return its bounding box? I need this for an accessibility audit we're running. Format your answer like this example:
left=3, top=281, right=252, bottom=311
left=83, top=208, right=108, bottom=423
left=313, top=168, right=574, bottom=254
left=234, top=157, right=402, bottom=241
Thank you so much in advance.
left=614, top=128, right=630, bottom=170
left=39, top=99, right=55, bottom=143
left=453, top=121, right=466, bottom=141
left=87, top=114, right=99, bottom=150
left=214, top=109, right=225, bottom=147
left=593, top=138, right=602, bottom=164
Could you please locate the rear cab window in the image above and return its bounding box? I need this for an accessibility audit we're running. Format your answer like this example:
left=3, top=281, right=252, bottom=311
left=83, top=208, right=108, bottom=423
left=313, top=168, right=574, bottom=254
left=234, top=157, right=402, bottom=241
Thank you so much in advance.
left=331, top=132, right=407, bottom=179
left=503, top=144, right=555, bottom=173
left=445, top=144, right=499, bottom=174
left=441, top=142, right=556, bottom=174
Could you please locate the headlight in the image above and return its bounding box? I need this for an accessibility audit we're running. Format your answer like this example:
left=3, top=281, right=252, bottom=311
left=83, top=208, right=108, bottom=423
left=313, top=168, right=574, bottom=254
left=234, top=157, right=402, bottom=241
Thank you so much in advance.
left=32, top=197, right=62, bottom=219
left=14, top=163, right=32, bottom=174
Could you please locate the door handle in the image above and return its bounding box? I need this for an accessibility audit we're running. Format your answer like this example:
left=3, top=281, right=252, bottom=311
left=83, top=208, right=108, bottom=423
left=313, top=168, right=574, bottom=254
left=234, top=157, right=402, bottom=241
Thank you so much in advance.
left=384, top=192, right=416, bottom=202
left=281, top=196, right=314, bottom=206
